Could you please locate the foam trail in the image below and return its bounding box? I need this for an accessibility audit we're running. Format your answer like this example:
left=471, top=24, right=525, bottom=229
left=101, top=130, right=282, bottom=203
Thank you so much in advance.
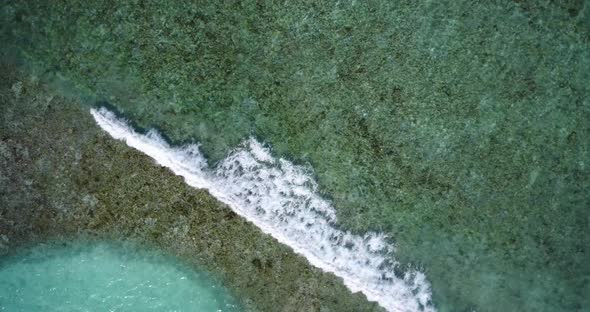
left=91, top=107, right=435, bottom=312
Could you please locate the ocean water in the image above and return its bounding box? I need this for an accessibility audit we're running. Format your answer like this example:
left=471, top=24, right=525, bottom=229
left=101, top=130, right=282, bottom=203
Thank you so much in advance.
left=0, top=241, right=241, bottom=312
left=1, top=1, right=589, bottom=311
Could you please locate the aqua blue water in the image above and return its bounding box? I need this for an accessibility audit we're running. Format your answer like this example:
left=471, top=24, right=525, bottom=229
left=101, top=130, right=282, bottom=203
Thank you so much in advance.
left=0, top=242, right=241, bottom=312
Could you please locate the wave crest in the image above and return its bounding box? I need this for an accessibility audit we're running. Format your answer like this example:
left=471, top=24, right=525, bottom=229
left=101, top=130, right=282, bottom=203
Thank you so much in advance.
left=91, top=107, right=435, bottom=312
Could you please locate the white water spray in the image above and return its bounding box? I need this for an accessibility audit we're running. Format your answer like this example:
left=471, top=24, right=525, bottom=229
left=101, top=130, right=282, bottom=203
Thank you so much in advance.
left=90, top=107, right=435, bottom=312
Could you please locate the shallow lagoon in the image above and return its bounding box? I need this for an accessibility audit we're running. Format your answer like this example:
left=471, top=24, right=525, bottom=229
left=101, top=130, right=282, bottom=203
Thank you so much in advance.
left=0, top=241, right=241, bottom=311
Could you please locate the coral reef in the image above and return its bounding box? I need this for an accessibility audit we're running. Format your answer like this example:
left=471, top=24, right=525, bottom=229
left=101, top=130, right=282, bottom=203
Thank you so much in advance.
left=1, top=1, right=589, bottom=310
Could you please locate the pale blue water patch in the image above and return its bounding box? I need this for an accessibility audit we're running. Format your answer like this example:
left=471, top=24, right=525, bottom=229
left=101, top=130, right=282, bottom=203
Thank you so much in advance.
left=0, top=241, right=241, bottom=312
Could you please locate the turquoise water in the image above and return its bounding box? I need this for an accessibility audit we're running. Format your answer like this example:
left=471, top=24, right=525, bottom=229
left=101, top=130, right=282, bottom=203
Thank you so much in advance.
left=0, top=242, right=241, bottom=312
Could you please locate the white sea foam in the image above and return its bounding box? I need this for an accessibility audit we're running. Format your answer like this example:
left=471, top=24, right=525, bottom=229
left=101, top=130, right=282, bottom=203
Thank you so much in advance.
left=90, top=107, right=435, bottom=312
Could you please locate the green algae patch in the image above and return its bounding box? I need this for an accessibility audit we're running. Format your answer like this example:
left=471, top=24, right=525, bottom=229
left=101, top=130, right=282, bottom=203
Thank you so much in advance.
left=2, top=1, right=590, bottom=310
left=0, top=63, right=382, bottom=312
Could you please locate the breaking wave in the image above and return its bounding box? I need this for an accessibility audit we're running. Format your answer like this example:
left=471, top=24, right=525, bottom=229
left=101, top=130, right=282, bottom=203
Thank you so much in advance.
left=90, top=107, right=435, bottom=312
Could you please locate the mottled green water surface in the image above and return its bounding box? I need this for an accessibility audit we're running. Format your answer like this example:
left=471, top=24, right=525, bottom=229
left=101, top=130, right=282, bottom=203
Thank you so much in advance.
left=1, top=1, right=589, bottom=311
left=0, top=241, right=241, bottom=311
